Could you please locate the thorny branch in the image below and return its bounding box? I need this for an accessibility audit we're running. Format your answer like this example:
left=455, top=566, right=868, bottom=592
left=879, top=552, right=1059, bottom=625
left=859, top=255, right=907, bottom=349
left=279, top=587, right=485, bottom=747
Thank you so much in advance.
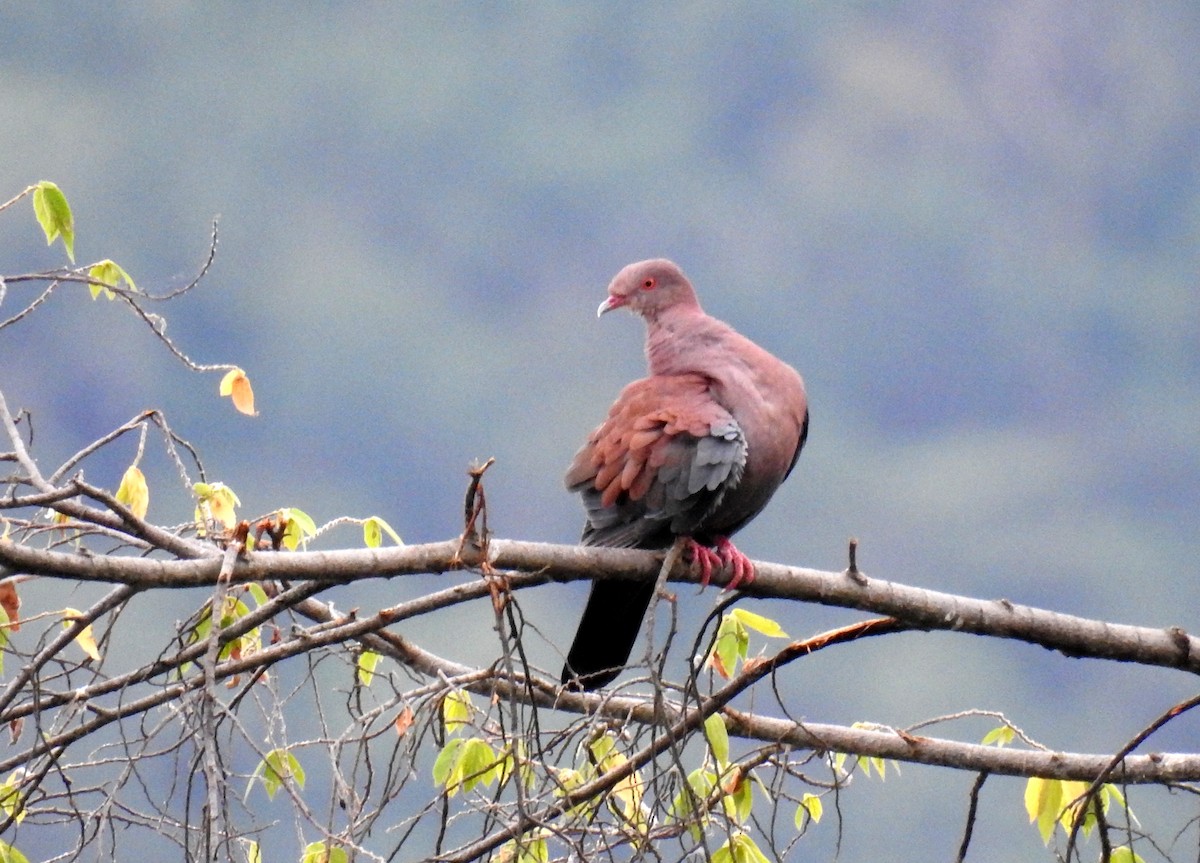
left=1, top=215, right=1195, bottom=859
left=1, top=397, right=1195, bottom=860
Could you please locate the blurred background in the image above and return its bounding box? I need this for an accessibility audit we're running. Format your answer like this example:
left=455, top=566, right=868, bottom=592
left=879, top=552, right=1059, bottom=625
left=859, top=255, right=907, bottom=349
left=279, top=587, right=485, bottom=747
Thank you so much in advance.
left=1, top=4, right=1198, bottom=860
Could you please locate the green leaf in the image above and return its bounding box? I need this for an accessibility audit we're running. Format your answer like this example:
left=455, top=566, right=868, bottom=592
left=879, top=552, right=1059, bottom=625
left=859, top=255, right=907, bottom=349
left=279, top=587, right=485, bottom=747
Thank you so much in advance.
left=729, top=607, right=788, bottom=638
left=588, top=732, right=617, bottom=767
left=496, top=834, right=549, bottom=863
left=363, top=515, right=402, bottom=548
left=243, top=840, right=260, bottom=863
left=518, top=836, right=548, bottom=863
left=721, top=833, right=771, bottom=863
left=551, top=766, right=599, bottom=820
left=0, top=840, right=31, bottom=863
left=981, top=725, right=1015, bottom=746
left=279, top=507, right=317, bottom=550
left=87, top=259, right=136, bottom=300
left=442, top=689, right=473, bottom=734
left=667, top=768, right=716, bottom=839
left=32, top=181, right=74, bottom=262
left=497, top=835, right=549, bottom=863
left=0, top=772, right=25, bottom=824
left=357, top=649, right=381, bottom=686
left=704, top=712, right=730, bottom=767
left=257, top=748, right=306, bottom=800
left=1100, top=782, right=1126, bottom=813
left=459, top=738, right=499, bottom=792
left=707, top=613, right=748, bottom=678
left=212, top=595, right=258, bottom=662
left=433, top=736, right=500, bottom=796
left=432, top=738, right=466, bottom=789
left=246, top=582, right=269, bottom=606
left=178, top=593, right=259, bottom=672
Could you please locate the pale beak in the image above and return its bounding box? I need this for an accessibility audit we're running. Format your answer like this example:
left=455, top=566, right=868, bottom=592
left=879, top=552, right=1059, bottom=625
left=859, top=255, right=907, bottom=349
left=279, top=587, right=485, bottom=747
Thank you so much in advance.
left=596, top=295, right=626, bottom=317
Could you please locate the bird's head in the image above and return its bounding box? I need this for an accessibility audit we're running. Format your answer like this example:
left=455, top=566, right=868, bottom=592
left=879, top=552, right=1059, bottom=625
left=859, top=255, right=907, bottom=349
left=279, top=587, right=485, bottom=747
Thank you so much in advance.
left=598, top=259, right=700, bottom=321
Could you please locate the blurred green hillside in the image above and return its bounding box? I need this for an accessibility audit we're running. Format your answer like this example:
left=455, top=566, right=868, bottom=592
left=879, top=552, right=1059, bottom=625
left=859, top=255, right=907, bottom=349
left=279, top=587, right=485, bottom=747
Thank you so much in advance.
left=1, top=5, right=1198, bottom=860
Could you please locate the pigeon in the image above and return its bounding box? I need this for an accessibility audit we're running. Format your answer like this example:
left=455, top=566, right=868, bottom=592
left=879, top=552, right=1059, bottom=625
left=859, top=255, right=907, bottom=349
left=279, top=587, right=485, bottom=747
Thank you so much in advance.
left=562, top=259, right=808, bottom=690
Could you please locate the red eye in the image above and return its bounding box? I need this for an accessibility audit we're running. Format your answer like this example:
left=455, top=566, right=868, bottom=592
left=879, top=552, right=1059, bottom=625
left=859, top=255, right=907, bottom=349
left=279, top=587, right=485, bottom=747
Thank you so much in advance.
left=641, top=277, right=656, bottom=291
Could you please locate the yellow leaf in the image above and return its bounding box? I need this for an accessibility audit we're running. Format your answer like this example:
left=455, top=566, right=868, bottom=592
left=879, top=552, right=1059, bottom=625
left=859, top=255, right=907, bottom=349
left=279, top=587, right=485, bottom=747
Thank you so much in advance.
left=87, top=259, right=136, bottom=300
left=363, top=515, right=403, bottom=548
left=1025, top=776, right=1062, bottom=844
left=0, top=838, right=30, bottom=863
left=442, top=689, right=473, bottom=734
left=357, top=649, right=381, bottom=686
left=1057, top=779, right=1092, bottom=832
left=0, top=770, right=26, bottom=824
left=257, top=749, right=306, bottom=800
left=62, top=608, right=101, bottom=661
left=219, top=368, right=257, bottom=416
left=279, top=507, right=317, bottom=550
left=115, top=465, right=149, bottom=519
left=795, top=792, right=823, bottom=826
left=729, top=607, right=789, bottom=638
left=301, top=842, right=347, bottom=863
left=611, top=762, right=647, bottom=832
left=981, top=725, right=1014, bottom=746
left=589, top=735, right=646, bottom=831
left=729, top=832, right=772, bottom=863
left=194, top=482, right=240, bottom=531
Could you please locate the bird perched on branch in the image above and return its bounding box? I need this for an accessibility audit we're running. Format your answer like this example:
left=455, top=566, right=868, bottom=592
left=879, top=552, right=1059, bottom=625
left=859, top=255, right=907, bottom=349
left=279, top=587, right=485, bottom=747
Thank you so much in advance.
left=562, top=259, right=809, bottom=690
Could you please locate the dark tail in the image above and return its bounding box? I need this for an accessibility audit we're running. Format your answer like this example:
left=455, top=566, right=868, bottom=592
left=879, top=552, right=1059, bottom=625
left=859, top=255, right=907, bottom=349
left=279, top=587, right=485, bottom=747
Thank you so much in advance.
left=562, top=578, right=656, bottom=691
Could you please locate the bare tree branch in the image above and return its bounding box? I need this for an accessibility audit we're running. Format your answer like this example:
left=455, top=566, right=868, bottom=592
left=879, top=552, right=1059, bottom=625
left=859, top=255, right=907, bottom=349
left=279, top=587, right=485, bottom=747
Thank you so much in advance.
left=2, top=536, right=1197, bottom=678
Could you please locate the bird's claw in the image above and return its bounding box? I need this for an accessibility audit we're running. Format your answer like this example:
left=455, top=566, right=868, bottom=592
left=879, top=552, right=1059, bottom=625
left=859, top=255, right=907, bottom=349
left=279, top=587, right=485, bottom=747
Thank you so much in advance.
left=688, top=537, right=755, bottom=591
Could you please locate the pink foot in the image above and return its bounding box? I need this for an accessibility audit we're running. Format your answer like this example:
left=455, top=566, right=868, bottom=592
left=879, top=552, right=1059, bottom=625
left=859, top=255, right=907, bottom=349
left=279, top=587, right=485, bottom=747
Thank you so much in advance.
left=686, top=537, right=755, bottom=590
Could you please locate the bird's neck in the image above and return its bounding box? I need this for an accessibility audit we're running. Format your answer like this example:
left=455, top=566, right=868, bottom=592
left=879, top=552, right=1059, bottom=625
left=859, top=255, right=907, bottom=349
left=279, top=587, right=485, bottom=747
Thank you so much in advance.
left=644, top=306, right=716, bottom=376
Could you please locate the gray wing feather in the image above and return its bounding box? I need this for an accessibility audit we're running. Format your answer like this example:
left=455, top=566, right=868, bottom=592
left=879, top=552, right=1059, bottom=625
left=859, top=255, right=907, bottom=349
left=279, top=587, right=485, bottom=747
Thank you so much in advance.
left=577, top=420, right=747, bottom=547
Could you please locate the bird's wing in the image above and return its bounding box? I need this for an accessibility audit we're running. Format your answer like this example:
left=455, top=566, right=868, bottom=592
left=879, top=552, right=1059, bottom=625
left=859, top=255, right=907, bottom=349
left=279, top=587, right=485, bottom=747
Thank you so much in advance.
left=782, top=407, right=810, bottom=483
left=565, top=373, right=747, bottom=549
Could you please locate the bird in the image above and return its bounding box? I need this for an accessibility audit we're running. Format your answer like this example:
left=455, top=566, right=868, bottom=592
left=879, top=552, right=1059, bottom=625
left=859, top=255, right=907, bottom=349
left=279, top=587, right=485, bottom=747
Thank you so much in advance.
left=561, top=259, right=809, bottom=690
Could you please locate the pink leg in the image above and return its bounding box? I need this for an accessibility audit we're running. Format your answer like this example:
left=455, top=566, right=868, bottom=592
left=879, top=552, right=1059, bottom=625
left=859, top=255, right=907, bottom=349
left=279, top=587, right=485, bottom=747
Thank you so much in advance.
left=686, top=539, right=718, bottom=587
left=714, top=537, right=755, bottom=590
left=686, top=537, right=755, bottom=590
